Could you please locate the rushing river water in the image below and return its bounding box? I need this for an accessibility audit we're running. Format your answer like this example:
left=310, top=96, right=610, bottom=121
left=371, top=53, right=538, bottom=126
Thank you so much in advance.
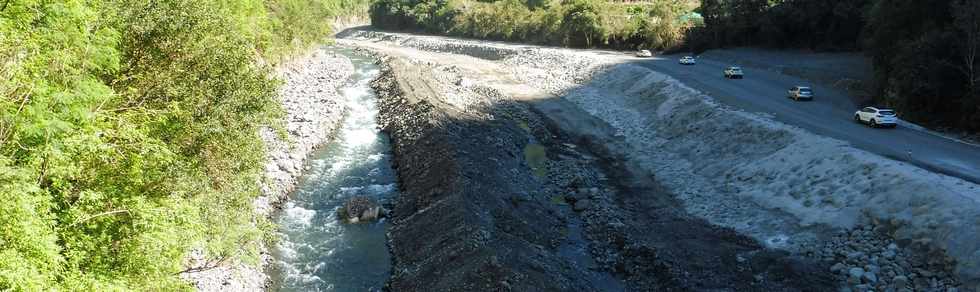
left=271, top=48, right=394, bottom=292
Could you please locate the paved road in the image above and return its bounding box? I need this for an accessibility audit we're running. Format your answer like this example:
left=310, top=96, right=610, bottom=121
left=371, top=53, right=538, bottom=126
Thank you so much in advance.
left=633, top=55, right=980, bottom=184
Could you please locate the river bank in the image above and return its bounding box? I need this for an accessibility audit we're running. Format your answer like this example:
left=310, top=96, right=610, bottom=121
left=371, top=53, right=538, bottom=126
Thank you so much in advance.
left=181, top=47, right=355, bottom=291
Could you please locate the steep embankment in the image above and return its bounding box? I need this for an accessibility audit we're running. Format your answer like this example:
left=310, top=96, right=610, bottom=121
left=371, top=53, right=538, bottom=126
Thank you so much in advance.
left=342, top=29, right=980, bottom=291
left=522, top=58, right=978, bottom=283
left=512, top=49, right=980, bottom=291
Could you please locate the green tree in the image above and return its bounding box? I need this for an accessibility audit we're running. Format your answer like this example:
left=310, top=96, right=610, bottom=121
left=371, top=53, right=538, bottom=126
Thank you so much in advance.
left=560, top=0, right=604, bottom=47
left=1, top=0, right=362, bottom=288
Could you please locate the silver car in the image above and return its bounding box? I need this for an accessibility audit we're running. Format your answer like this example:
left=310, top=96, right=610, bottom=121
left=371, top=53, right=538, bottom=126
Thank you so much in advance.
left=788, top=86, right=814, bottom=101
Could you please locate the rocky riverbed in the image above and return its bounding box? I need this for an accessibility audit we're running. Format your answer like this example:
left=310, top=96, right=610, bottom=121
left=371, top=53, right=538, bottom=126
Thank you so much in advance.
left=181, top=48, right=354, bottom=291
left=362, top=43, right=836, bottom=290
left=339, top=28, right=978, bottom=291
left=179, top=27, right=977, bottom=291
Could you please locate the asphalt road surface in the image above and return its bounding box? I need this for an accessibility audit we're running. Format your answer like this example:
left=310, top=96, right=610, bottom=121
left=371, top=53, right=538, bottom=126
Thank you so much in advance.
left=634, top=55, right=980, bottom=184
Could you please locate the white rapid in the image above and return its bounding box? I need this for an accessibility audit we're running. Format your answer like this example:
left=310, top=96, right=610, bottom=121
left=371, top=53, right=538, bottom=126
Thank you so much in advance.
left=271, top=48, right=394, bottom=292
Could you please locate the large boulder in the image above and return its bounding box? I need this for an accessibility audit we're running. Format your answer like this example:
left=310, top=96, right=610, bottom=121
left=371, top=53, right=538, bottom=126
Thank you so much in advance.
left=339, top=196, right=383, bottom=224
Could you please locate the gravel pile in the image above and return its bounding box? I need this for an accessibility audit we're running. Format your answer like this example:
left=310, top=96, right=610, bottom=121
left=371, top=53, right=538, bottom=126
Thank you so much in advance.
left=339, top=28, right=601, bottom=94
left=501, top=48, right=604, bottom=92
left=808, top=223, right=963, bottom=292
left=371, top=57, right=605, bottom=291
left=181, top=48, right=354, bottom=292
left=340, top=29, right=521, bottom=61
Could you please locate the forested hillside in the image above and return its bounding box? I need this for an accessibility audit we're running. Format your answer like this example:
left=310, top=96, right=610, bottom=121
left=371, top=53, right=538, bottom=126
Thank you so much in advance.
left=690, top=0, right=869, bottom=51
left=693, top=0, right=979, bottom=132
left=0, top=0, right=364, bottom=290
left=370, top=0, right=701, bottom=50
left=372, top=0, right=979, bottom=131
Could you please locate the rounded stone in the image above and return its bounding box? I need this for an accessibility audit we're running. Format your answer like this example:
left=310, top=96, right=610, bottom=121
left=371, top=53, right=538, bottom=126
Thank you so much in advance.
left=849, top=267, right=865, bottom=279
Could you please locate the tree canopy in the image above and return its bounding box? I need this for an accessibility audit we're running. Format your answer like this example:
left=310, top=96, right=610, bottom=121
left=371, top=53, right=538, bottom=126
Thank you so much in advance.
left=0, top=0, right=365, bottom=289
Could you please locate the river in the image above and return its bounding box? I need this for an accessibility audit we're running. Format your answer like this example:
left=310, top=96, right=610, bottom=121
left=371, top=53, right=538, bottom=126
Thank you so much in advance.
left=270, top=48, right=394, bottom=292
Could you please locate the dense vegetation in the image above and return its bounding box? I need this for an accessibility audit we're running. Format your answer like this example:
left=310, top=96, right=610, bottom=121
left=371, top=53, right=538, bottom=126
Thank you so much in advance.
left=369, top=0, right=701, bottom=50
left=371, top=0, right=979, bottom=131
left=689, top=0, right=870, bottom=51
left=865, top=0, right=980, bottom=131
left=0, top=0, right=362, bottom=289
left=692, top=0, right=980, bottom=131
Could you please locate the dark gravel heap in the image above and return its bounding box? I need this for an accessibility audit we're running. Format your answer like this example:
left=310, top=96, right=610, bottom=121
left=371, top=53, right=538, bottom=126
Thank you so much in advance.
left=809, top=222, right=964, bottom=292
left=371, top=59, right=601, bottom=291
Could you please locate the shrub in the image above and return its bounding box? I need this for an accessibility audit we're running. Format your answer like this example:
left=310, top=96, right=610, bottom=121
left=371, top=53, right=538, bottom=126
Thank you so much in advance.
left=0, top=0, right=363, bottom=289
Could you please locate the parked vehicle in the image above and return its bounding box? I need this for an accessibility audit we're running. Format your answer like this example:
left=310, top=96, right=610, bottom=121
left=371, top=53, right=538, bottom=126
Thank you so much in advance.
left=679, top=56, right=696, bottom=65
left=636, top=50, right=653, bottom=57
left=787, top=86, right=814, bottom=101
left=724, top=66, right=743, bottom=79
left=854, top=107, right=898, bottom=128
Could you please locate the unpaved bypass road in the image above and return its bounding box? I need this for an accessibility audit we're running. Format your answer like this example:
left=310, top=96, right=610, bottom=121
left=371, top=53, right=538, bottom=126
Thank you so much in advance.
left=635, top=54, right=980, bottom=184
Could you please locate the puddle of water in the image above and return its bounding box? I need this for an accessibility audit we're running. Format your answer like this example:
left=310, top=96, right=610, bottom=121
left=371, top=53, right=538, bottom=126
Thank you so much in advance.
left=557, top=206, right=625, bottom=291
left=524, top=144, right=549, bottom=178
left=270, top=48, right=395, bottom=292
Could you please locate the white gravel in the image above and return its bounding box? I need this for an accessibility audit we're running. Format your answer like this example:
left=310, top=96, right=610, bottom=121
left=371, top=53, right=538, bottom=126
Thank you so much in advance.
left=180, top=48, right=353, bottom=291
left=340, top=29, right=980, bottom=289
left=514, top=53, right=980, bottom=290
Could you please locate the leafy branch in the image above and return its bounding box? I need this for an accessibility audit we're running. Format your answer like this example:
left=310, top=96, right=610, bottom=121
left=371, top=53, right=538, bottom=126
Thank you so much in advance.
left=175, top=253, right=232, bottom=275
left=69, top=210, right=131, bottom=228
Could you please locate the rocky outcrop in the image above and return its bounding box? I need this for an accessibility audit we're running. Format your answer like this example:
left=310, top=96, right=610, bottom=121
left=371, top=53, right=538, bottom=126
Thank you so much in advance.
left=339, top=196, right=383, bottom=223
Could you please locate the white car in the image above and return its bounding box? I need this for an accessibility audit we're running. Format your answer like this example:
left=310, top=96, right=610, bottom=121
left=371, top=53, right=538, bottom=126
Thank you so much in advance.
left=724, top=66, right=743, bottom=79
left=854, top=107, right=898, bottom=128
left=636, top=50, right=653, bottom=57
left=787, top=86, right=814, bottom=101
left=679, top=56, right=696, bottom=65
